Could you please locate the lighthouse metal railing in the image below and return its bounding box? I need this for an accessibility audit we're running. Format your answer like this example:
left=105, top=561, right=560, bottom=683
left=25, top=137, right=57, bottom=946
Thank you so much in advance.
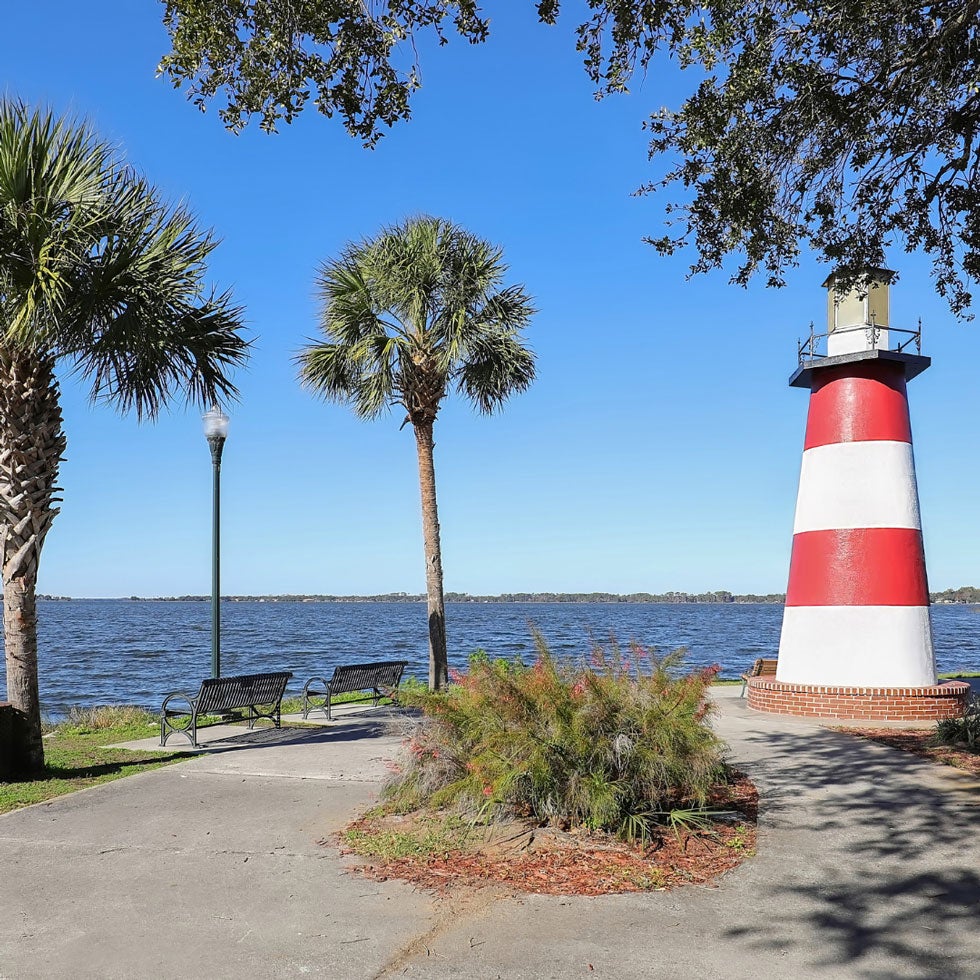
left=797, top=319, right=922, bottom=365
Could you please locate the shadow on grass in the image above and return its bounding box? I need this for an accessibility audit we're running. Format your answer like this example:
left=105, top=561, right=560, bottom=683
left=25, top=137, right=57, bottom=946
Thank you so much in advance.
left=32, top=753, right=188, bottom=782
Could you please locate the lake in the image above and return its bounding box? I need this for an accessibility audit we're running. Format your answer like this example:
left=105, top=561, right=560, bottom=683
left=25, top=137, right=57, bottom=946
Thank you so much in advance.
left=1, top=600, right=978, bottom=717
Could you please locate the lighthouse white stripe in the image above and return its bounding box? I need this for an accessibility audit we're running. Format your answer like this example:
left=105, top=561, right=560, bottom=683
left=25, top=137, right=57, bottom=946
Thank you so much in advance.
left=777, top=605, right=936, bottom=686
left=793, top=441, right=921, bottom=533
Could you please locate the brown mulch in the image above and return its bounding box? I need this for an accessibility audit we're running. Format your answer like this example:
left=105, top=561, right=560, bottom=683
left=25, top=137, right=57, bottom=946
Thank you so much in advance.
left=841, top=728, right=980, bottom=776
left=335, top=773, right=758, bottom=897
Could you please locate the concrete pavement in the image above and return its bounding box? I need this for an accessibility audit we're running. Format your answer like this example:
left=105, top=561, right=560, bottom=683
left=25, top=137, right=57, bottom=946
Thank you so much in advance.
left=1, top=695, right=978, bottom=978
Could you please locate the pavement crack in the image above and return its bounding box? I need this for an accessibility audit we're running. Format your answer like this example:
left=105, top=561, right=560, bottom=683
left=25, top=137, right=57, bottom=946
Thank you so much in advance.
left=371, top=888, right=504, bottom=978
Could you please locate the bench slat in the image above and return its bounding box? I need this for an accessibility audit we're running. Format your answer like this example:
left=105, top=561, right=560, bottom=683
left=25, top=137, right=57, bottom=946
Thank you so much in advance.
left=329, top=661, right=407, bottom=696
left=196, top=672, right=292, bottom=714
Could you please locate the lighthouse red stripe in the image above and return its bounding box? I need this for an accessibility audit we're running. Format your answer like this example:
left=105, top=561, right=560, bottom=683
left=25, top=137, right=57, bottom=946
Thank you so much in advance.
left=785, top=527, right=929, bottom=606
left=804, top=362, right=912, bottom=449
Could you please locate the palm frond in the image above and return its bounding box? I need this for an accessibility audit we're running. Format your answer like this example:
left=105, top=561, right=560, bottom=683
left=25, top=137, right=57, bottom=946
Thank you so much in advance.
left=297, top=332, right=402, bottom=420
left=456, top=330, right=536, bottom=414
left=0, top=99, right=248, bottom=417
left=69, top=289, right=247, bottom=420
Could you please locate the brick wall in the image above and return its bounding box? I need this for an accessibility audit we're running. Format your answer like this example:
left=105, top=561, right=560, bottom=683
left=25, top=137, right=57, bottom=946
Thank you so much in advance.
left=746, top=677, right=970, bottom=722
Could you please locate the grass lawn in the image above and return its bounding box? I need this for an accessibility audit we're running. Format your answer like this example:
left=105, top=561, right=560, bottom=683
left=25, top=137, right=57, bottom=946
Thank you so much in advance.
left=0, top=707, right=187, bottom=815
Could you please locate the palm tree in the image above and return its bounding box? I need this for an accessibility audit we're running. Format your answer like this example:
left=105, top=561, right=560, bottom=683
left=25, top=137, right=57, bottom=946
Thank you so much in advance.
left=0, top=101, right=248, bottom=771
left=298, top=216, right=535, bottom=689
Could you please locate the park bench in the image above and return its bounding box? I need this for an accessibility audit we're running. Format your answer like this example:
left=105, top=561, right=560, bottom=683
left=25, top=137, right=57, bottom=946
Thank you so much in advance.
left=160, top=671, right=293, bottom=747
left=302, top=660, right=408, bottom=721
left=740, top=657, right=778, bottom=697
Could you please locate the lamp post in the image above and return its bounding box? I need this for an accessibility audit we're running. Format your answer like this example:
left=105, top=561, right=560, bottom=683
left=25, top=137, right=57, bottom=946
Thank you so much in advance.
left=203, top=405, right=229, bottom=678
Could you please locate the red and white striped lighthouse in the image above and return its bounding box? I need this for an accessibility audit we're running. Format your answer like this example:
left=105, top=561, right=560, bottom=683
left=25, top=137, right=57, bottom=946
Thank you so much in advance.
left=747, top=272, right=969, bottom=721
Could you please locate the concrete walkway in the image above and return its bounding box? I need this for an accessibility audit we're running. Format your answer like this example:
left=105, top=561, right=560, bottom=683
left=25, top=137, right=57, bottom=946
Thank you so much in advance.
left=1, top=695, right=978, bottom=979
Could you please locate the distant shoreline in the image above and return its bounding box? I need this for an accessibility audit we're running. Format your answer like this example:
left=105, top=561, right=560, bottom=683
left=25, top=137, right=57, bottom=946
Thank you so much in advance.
left=35, top=589, right=980, bottom=604
left=39, top=592, right=783, bottom=604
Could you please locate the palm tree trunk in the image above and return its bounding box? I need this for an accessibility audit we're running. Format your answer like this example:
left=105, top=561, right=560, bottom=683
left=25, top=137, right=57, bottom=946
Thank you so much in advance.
left=413, top=420, right=448, bottom=690
left=0, top=348, right=65, bottom=773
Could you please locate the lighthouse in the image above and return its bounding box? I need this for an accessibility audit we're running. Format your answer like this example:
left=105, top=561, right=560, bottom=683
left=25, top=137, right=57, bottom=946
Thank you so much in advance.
left=747, top=272, right=970, bottom=721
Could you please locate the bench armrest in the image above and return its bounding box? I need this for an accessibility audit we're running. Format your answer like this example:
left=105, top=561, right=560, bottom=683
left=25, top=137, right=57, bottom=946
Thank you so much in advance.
left=161, top=691, right=198, bottom=716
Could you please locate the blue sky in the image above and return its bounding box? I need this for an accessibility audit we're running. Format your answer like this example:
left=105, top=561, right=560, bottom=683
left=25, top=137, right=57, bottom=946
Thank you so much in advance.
left=5, top=2, right=980, bottom=597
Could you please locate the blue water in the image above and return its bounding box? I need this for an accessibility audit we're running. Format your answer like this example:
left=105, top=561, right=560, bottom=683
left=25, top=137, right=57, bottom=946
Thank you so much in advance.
left=0, top=600, right=978, bottom=717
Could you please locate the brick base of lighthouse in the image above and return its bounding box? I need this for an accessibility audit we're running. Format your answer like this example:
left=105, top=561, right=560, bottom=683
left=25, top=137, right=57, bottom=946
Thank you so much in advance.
left=746, top=677, right=969, bottom=722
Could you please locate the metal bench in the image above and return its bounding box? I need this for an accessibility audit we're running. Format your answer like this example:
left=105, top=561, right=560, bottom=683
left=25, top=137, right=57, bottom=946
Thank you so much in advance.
left=740, top=657, right=778, bottom=697
left=302, top=660, right=408, bottom=720
left=161, top=671, right=293, bottom=747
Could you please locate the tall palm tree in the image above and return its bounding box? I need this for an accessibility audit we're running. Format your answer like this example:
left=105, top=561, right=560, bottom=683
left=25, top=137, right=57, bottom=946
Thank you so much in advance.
left=0, top=101, right=248, bottom=771
left=298, top=216, right=535, bottom=689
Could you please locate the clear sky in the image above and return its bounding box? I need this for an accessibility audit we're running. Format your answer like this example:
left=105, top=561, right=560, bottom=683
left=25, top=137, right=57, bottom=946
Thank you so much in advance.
left=4, top=2, right=980, bottom=598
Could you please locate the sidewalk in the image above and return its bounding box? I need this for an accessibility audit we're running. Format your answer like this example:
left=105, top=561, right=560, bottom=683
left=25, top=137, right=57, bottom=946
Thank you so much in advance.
left=1, top=696, right=978, bottom=978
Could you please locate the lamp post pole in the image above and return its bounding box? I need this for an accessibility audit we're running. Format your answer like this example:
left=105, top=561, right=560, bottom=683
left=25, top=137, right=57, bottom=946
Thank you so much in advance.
left=203, top=406, right=229, bottom=678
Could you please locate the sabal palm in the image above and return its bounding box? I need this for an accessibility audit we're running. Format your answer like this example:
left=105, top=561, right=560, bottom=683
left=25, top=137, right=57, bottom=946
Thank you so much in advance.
left=298, top=216, right=535, bottom=689
left=0, top=101, right=248, bottom=771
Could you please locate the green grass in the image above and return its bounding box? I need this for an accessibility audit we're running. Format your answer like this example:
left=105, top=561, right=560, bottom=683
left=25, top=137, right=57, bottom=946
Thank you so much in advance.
left=1, top=706, right=187, bottom=815
left=342, top=810, right=477, bottom=860
left=280, top=688, right=406, bottom=715
left=939, top=672, right=980, bottom=680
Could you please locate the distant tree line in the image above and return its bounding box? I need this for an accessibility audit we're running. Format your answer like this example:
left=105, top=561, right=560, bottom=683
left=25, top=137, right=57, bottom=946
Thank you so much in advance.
left=931, top=587, right=980, bottom=604
left=42, top=591, right=786, bottom=604
left=40, top=588, right=980, bottom=604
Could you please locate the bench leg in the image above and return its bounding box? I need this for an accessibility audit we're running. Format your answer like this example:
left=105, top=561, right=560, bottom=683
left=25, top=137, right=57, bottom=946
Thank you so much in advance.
left=302, top=678, right=330, bottom=720
left=161, top=712, right=199, bottom=748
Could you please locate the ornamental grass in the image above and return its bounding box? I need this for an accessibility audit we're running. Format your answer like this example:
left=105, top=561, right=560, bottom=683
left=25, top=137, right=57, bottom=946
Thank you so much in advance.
left=385, top=635, right=728, bottom=840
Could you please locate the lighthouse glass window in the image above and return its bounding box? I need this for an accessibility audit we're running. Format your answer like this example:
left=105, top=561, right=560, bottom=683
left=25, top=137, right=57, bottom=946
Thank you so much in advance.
left=828, top=280, right=891, bottom=355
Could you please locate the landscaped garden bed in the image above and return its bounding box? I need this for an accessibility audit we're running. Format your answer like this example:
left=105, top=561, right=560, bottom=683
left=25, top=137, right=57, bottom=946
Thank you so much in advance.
left=340, top=773, right=757, bottom=895
left=841, top=698, right=980, bottom=777
left=339, top=638, right=758, bottom=895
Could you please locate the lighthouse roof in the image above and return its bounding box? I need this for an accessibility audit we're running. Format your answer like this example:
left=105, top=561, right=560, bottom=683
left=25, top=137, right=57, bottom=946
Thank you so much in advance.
left=790, top=348, right=930, bottom=388
left=821, top=268, right=895, bottom=289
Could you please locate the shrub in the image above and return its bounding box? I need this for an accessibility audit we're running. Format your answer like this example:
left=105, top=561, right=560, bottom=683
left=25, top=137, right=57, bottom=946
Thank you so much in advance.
left=935, top=696, right=980, bottom=750
left=385, top=634, right=727, bottom=839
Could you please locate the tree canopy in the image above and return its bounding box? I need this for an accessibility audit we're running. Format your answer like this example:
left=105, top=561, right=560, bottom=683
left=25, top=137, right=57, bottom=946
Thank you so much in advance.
left=159, top=0, right=980, bottom=314
left=298, top=216, right=536, bottom=426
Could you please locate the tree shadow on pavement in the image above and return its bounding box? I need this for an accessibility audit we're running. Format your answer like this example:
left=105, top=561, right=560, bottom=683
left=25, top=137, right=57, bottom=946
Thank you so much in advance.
left=723, top=723, right=980, bottom=979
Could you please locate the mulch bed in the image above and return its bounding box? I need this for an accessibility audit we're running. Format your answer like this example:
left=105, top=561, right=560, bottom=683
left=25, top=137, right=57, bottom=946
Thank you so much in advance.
left=336, top=772, right=758, bottom=897
left=841, top=728, right=980, bottom=776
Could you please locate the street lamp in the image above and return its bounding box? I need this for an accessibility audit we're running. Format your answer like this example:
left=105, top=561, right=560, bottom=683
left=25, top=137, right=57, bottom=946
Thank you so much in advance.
left=203, top=405, right=229, bottom=678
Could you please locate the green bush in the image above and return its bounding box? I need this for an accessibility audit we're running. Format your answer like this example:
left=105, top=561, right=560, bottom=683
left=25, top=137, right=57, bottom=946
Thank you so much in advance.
left=385, top=634, right=728, bottom=839
left=935, top=696, right=980, bottom=750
